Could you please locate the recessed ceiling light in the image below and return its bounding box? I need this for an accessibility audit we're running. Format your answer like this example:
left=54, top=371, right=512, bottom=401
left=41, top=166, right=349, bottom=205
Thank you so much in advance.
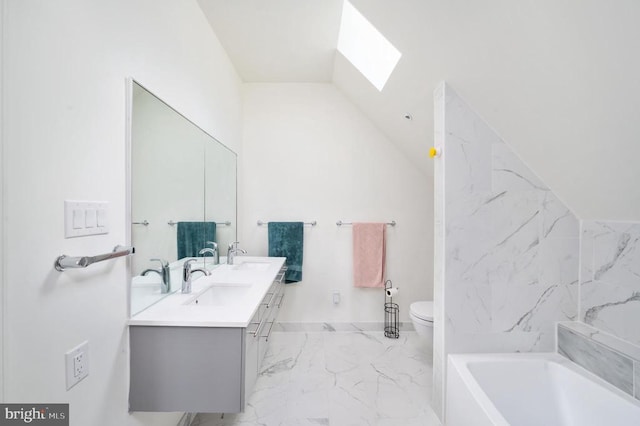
left=337, top=1, right=402, bottom=91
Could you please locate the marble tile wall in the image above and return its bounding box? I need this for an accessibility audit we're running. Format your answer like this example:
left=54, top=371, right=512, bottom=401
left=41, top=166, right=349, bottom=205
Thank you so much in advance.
left=558, top=322, right=640, bottom=401
left=580, top=220, right=640, bottom=345
left=442, top=84, right=580, bottom=352
left=562, top=220, right=640, bottom=397
left=433, top=83, right=580, bottom=420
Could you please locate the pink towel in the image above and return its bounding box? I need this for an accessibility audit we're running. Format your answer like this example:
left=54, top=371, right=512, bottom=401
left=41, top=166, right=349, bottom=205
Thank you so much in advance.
left=353, top=223, right=386, bottom=288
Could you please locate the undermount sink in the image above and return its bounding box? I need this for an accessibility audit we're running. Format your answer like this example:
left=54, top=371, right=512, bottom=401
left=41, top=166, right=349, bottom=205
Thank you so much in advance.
left=186, top=284, right=251, bottom=307
left=231, top=261, right=271, bottom=272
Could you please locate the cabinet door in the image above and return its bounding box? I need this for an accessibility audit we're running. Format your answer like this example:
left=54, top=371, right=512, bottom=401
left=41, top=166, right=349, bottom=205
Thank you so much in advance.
left=243, top=312, right=261, bottom=407
left=129, top=326, right=243, bottom=413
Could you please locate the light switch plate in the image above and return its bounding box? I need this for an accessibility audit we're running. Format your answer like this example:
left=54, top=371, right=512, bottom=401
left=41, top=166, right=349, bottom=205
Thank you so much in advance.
left=64, top=201, right=109, bottom=238
left=72, top=209, right=84, bottom=229
left=96, top=208, right=108, bottom=227
left=85, top=209, right=97, bottom=228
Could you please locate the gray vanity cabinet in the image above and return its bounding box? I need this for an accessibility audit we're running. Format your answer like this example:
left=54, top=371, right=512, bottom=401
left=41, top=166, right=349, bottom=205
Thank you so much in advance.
left=129, top=266, right=286, bottom=414
left=129, top=326, right=245, bottom=413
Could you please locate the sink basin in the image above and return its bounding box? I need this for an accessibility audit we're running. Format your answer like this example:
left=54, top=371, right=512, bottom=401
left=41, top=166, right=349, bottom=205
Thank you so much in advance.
left=186, top=284, right=251, bottom=307
left=231, top=261, right=271, bottom=271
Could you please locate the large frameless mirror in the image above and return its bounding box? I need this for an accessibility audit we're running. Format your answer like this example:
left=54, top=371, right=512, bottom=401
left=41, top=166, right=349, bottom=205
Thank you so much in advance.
left=128, top=81, right=237, bottom=316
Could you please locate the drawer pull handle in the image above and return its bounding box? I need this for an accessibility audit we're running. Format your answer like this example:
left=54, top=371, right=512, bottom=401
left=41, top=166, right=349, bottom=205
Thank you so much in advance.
left=262, top=321, right=276, bottom=342
left=246, top=320, right=261, bottom=334
left=266, top=288, right=279, bottom=308
left=254, top=316, right=267, bottom=338
left=277, top=292, right=285, bottom=308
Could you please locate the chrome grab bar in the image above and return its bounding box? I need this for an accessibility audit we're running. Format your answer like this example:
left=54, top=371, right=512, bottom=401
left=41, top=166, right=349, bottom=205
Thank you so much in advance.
left=55, top=245, right=135, bottom=272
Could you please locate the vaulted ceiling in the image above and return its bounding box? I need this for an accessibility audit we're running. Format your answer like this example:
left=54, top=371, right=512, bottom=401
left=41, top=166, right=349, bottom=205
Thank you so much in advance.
left=197, top=0, right=640, bottom=220
left=197, top=0, right=434, bottom=178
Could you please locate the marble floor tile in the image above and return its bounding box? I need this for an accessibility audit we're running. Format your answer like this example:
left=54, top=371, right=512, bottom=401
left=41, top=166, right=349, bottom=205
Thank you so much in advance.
left=193, top=331, right=440, bottom=426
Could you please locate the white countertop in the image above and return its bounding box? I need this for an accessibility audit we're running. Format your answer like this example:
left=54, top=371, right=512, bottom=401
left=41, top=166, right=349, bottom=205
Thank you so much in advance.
left=128, top=256, right=286, bottom=328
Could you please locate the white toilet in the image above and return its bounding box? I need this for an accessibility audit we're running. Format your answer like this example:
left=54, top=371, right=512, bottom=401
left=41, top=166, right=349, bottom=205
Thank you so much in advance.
left=409, top=301, right=434, bottom=344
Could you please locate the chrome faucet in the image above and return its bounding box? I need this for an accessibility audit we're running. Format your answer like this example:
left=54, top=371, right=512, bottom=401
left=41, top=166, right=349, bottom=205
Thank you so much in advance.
left=227, top=241, right=247, bottom=265
left=182, top=258, right=211, bottom=294
left=198, top=241, right=219, bottom=267
left=141, top=258, right=171, bottom=293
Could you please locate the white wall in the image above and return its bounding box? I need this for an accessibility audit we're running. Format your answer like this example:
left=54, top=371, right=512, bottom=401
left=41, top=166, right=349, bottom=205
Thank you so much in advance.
left=240, top=83, right=432, bottom=323
left=0, top=0, right=5, bottom=403
left=2, top=1, right=242, bottom=425
left=438, top=1, right=640, bottom=222
left=335, top=0, right=640, bottom=222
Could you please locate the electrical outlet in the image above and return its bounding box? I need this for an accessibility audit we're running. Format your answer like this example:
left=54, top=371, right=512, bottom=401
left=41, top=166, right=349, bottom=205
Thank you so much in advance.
left=66, top=341, right=89, bottom=390
left=73, top=353, right=85, bottom=377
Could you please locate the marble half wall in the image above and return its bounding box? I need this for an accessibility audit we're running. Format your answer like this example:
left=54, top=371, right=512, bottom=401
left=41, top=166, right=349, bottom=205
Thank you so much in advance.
left=433, top=82, right=580, bottom=420
left=580, top=220, right=640, bottom=345
left=443, top=82, right=580, bottom=352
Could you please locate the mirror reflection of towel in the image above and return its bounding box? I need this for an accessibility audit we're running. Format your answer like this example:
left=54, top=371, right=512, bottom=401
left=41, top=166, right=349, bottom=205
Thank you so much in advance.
left=268, top=222, right=303, bottom=283
left=353, top=223, right=386, bottom=288
left=177, top=222, right=216, bottom=259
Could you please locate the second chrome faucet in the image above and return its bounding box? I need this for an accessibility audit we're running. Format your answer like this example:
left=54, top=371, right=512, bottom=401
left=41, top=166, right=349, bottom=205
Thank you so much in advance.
left=141, top=258, right=171, bottom=294
left=198, top=241, right=219, bottom=267
left=227, top=241, right=247, bottom=265
left=182, top=258, right=211, bottom=294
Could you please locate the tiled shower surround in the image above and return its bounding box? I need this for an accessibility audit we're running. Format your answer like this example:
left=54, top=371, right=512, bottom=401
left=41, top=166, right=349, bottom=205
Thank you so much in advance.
left=433, top=83, right=581, bottom=418
left=556, top=220, right=640, bottom=401
left=580, top=221, right=640, bottom=344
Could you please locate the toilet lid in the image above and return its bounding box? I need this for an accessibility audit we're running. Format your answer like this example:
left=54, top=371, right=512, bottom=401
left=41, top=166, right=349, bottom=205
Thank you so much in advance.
left=410, top=301, right=433, bottom=322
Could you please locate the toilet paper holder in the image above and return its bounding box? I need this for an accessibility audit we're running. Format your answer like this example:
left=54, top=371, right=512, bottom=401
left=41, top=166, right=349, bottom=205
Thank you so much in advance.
left=384, top=279, right=399, bottom=339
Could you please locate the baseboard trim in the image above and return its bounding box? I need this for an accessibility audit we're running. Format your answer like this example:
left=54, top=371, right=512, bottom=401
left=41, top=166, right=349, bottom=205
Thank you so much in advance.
left=273, top=321, right=414, bottom=332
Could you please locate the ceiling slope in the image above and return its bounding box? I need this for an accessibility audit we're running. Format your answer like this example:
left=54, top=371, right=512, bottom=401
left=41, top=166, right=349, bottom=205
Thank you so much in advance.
left=198, top=0, right=342, bottom=82
left=198, top=0, right=640, bottom=220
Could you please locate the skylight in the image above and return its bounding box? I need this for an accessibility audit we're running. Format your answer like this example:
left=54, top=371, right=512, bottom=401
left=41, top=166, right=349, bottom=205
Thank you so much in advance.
left=337, top=1, right=402, bottom=91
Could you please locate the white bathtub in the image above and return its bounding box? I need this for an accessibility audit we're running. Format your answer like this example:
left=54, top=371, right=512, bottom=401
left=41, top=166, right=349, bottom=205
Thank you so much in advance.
left=446, top=353, right=640, bottom=426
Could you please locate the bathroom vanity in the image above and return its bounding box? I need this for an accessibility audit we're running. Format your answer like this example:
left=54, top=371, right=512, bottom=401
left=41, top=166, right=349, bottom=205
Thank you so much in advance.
left=128, top=256, right=286, bottom=413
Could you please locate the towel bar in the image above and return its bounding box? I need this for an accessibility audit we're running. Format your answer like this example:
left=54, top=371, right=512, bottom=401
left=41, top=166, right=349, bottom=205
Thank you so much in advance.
left=167, top=220, right=232, bottom=226
left=257, top=220, right=317, bottom=226
left=336, top=220, right=396, bottom=226
left=55, top=245, right=135, bottom=271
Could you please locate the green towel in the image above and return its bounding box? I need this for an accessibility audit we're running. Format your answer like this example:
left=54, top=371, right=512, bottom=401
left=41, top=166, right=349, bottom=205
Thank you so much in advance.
left=268, top=222, right=303, bottom=283
left=177, top=222, right=216, bottom=259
